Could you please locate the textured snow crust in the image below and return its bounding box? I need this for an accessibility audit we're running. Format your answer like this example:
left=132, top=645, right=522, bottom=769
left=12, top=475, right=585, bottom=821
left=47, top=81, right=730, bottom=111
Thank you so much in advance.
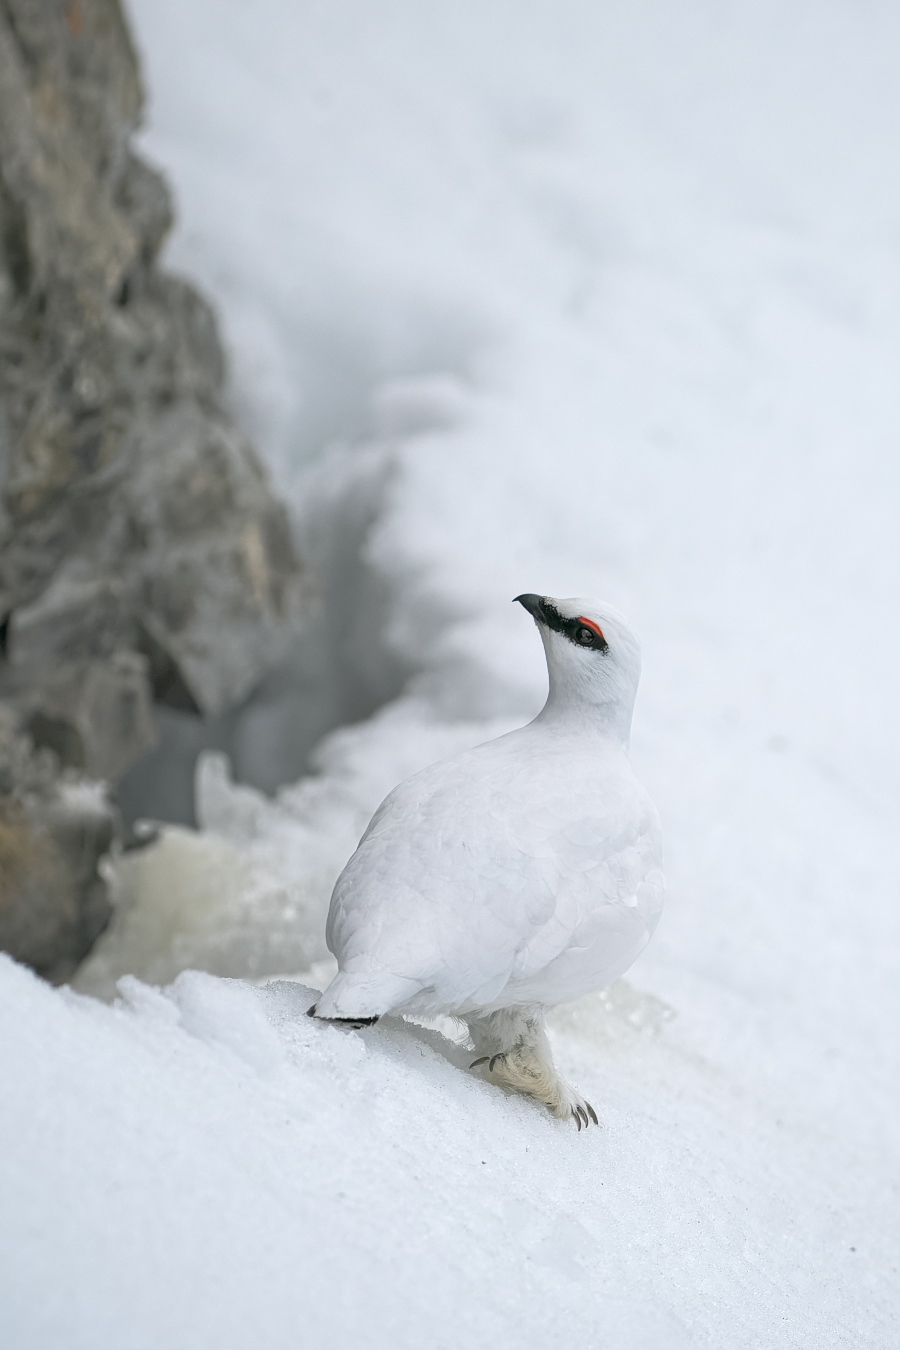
left=4, top=1, right=900, bottom=1345
left=1, top=955, right=891, bottom=1350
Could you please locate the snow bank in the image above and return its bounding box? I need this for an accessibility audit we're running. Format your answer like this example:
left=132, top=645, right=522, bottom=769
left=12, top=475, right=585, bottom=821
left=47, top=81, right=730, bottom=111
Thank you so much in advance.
left=2, top=953, right=892, bottom=1349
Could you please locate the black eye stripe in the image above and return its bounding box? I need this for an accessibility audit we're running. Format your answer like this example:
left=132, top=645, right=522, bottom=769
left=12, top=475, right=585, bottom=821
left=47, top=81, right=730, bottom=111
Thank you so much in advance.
left=539, top=600, right=609, bottom=652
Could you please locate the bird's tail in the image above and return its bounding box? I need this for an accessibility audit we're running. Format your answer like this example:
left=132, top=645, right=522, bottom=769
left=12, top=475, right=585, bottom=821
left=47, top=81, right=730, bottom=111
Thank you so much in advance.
left=306, top=1008, right=379, bottom=1029
left=309, top=969, right=423, bottom=1022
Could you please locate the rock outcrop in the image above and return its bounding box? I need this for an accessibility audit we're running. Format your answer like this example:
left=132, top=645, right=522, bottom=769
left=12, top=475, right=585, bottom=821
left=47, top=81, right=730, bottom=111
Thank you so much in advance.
left=0, top=0, right=304, bottom=977
left=0, top=704, right=114, bottom=981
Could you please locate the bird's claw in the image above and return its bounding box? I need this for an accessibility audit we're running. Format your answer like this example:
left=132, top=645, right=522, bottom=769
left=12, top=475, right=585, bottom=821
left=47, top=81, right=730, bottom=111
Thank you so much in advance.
left=571, top=1102, right=598, bottom=1130
left=469, top=1053, right=508, bottom=1073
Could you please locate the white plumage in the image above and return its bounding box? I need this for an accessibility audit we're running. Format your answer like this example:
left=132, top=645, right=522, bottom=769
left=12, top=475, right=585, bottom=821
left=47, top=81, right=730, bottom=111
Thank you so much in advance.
left=311, top=594, right=664, bottom=1126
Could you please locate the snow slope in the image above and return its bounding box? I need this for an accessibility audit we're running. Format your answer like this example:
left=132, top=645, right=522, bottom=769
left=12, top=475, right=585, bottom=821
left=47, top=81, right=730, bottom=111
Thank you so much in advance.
left=2, top=955, right=892, bottom=1349
left=4, top=1, right=900, bottom=1345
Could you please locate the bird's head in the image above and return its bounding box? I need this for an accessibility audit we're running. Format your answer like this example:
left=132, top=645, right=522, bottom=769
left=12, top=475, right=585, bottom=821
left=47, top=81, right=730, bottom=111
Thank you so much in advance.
left=515, top=593, right=642, bottom=740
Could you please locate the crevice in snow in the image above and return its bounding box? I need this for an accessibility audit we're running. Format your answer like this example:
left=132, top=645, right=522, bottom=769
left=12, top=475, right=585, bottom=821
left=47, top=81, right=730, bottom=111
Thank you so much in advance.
left=115, top=355, right=482, bottom=831
left=77, top=359, right=523, bottom=995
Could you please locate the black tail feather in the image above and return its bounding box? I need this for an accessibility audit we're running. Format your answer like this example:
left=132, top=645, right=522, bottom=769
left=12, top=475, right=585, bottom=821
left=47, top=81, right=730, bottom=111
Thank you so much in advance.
left=307, top=1004, right=379, bottom=1028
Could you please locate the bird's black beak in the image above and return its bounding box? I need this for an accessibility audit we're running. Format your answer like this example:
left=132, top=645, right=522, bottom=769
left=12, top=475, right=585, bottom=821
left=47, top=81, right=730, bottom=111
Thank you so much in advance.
left=514, top=593, right=545, bottom=621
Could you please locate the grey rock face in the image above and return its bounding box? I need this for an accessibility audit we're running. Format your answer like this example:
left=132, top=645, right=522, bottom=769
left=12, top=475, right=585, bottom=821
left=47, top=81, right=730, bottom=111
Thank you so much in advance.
left=0, top=704, right=114, bottom=981
left=0, top=0, right=304, bottom=976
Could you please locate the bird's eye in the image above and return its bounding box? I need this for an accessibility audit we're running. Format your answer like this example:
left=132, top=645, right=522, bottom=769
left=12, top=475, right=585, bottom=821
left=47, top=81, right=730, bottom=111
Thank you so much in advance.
left=575, top=626, right=596, bottom=646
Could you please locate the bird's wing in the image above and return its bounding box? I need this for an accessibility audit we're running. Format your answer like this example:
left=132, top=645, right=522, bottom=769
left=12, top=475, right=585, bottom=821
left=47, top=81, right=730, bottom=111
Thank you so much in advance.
left=504, top=795, right=664, bottom=1001
left=326, top=736, right=662, bottom=1013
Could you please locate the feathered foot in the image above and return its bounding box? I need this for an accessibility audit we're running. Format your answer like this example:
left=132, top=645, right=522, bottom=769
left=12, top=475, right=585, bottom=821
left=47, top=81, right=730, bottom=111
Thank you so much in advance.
left=468, top=1007, right=598, bottom=1129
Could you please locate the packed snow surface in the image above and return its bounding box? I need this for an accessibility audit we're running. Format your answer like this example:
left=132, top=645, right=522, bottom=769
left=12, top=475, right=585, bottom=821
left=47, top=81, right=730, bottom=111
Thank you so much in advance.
left=4, top=1, right=900, bottom=1346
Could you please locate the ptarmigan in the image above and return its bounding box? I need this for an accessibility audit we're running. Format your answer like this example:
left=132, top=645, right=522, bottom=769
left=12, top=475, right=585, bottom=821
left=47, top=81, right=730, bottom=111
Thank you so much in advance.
left=310, top=594, right=664, bottom=1127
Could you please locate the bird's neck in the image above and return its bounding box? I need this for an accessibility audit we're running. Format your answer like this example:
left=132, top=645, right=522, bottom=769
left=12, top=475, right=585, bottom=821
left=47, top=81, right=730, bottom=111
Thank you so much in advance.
left=535, top=684, right=635, bottom=747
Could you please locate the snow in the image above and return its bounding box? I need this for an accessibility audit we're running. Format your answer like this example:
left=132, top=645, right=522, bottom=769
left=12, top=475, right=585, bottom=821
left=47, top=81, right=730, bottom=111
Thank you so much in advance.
left=2, top=953, right=891, bottom=1349
left=3, top=0, right=900, bottom=1345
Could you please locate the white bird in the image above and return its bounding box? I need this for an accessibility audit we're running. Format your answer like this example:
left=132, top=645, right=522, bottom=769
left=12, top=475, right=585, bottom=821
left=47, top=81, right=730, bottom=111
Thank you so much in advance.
left=310, top=594, right=664, bottom=1127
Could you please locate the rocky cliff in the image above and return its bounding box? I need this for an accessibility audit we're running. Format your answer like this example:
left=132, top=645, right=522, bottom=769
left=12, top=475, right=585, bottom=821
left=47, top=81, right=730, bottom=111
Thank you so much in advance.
left=0, top=0, right=304, bottom=979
